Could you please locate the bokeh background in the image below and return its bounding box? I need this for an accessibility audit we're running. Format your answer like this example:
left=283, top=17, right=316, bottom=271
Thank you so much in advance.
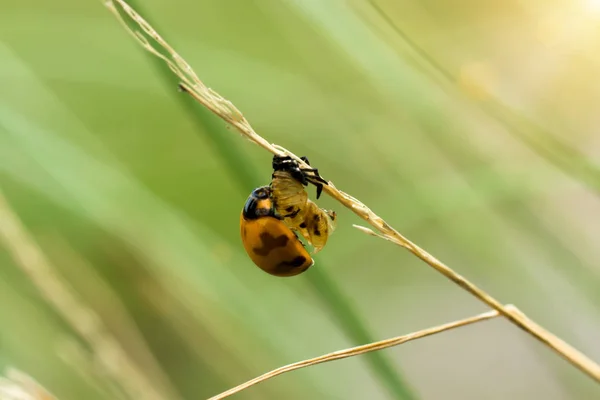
left=1, top=0, right=600, bottom=399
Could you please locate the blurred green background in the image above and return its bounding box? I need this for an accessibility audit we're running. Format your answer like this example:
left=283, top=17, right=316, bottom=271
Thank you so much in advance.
left=1, top=0, right=600, bottom=399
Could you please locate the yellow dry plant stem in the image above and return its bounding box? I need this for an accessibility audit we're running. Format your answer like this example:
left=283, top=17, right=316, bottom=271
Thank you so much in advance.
left=209, top=307, right=505, bottom=399
left=0, top=191, right=176, bottom=400
left=0, top=367, right=58, bottom=400
left=102, top=0, right=600, bottom=385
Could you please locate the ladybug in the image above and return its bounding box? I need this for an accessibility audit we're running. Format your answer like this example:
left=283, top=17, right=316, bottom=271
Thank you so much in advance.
left=270, top=155, right=337, bottom=254
left=240, top=186, right=314, bottom=277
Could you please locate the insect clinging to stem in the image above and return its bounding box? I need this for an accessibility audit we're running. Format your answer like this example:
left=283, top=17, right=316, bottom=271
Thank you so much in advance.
left=239, top=154, right=337, bottom=277
left=240, top=186, right=314, bottom=277
left=269, top=155, right=337, bottom=254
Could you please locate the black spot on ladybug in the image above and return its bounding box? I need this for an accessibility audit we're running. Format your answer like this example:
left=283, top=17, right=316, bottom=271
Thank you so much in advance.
left=252, top=232, right=289, bottom=256
left=299, top=222, right=307, bottom=229
left=284, top=209, right=300, bottom=218
left=255, top=207, right=271, bottom=217
left=297, top=263, right=310, bottom=273
left=313, top=227, right=321, bottom=236
left=288, top=256, right=307, bottom=267
left=272, top=256, right=308, bottom=275
left=286, top=206, right=294, bottom=212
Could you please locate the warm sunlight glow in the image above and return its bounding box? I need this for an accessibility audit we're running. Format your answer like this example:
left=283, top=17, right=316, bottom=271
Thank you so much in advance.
left=586, top=0, right=600, bottom=13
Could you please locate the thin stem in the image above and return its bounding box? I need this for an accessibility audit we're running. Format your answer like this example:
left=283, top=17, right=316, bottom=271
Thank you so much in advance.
left=209, top=308, right=504, bottom=400
left=102, top=0, right=600, bottom=384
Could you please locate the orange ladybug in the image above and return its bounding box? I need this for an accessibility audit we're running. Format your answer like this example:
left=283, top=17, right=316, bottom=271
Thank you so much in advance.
left=270, top=155, right=337, bottom=254
left=240, top=186, right=314, bottom=277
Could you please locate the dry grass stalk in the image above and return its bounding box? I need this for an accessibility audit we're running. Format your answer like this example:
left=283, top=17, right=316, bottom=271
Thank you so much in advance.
left=0, top=368, right=57, bottom=400
left=0, top=192, right=174, bottom=400
left=102, top=0, right=600, bottom=385
left=209, top=307, right=504, bottom=399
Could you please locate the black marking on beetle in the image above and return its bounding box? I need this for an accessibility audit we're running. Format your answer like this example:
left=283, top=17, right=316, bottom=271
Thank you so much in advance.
left=297, top=263, right=310, bottom=273
left=288, top=256, right=307, bottom=267
left=299, top=222, right=307, bottom=229
left=255, top=207, right=271, bottom=217
left=313, top=227, right=321, bottom=236
left=283, top=208, right=300, bottom=219
left=272, top=256, right=308, bottom=275
left=285, top=206, right=294, bottom=212
left=252, top=232, right=289, bottom=256
left=313, top=214, right=321, bottom=223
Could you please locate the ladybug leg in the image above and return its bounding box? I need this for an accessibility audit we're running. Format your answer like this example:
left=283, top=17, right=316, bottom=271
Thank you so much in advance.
left=301, top=171, right=327, bottom=199
left=314, top=183, right=323, bottom=199
left=307, top=168, right=327, bottom=184
left=275, top=154, right=328, bottom=198
left=298, top=157, right=328, bottom=199
left=304, top=170, right=328, bottom=199
left=298, top=157, right=326, bottom=183
left=290, top=168, right=309, bottom=186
